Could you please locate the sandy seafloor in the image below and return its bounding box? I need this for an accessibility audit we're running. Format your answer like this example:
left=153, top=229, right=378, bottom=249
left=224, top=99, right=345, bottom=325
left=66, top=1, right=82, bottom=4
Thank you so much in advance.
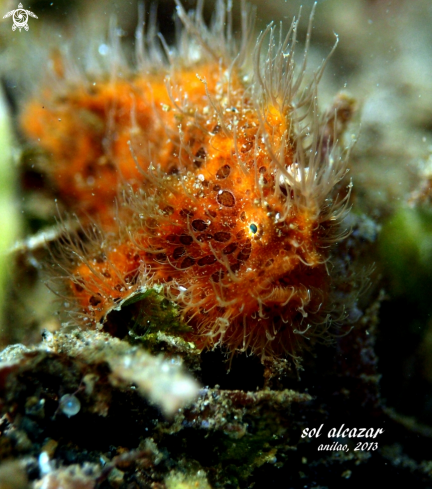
left=0, top=0, right=432, bottom=487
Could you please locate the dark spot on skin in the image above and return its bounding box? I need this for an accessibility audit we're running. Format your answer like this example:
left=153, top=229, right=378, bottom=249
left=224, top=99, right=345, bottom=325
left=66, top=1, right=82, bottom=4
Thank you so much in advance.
left=89, top=295, right=102, bottom=307
left=180, top=256, right=196, bottom=268
left=265, top=258, right=274, bottom=267
left=73, top=282, right=84, bottom=293
left=194, top=147, right=206, bottom=168
left=238, top=239, right=252, bottom=259
left=214, top=232, right=231, bottom=242
left=216, top=164, right=231, bottom=179
left=192, top=219, right=209, bottom=232
left=211, top=270, right=225, bottom=282
left=236, top=230, right=246, bottom=239
left=217, top=190, right=235, bottom=207
left=105, top=160, right=117, bottom=172
left=195, top=147, right=206, bottom=159
left=230, top=262, right=241, bottom=273
left=240, top=140, right=253, bottom=153
left=259, top=166, right=267, bottom=174
left=206, top=209, right=217, bottom=219
left=241, top=238, right=252, bottom=252
left=94, top=254, right=106, bottom=264
left=161, top=206, right=174, bottom=215
left=168, top=166, right=179, bottom=175
left=126, top=252, right=140, bottom=262
left=167, top=234, right=178, bottom=244
left=237, top=252, right=250, bottom=262
left=198, top=255, right=217, bottom=266
left=279, top=184, right=288, bottom=196
left=197, top=233, right=213, bottom=242
left=102, top=271, right=111, bottom=278
left=213, top=185, right=221, bottom=192
left=180, top=209, right=194, bottom=218
left=240, top=212, right=246, bottom=222
left=155, top=253, right=167, bottom=262
left=223, top=243, right=238, bottom=254
left=212, top=124, right=221, bottom=134
left=179, top=234, right=193, bottom=245
left=146, top=218, right=157, bottom=228
left=173, top=247, right=186, bottom=259
left=85, top=163, right=96, bottom=177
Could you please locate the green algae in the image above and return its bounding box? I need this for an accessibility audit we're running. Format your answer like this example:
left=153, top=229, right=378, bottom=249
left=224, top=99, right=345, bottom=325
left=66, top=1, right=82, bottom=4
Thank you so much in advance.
left=0, top=90, right=19, bottom=329
left=379, top=206, right=432, bottom=301
left=103, top=286, right=192, bottom=345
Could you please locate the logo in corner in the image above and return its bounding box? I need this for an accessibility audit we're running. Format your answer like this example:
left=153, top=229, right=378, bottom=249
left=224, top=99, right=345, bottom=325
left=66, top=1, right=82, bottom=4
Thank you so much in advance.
left=3, top=3, right=37, bottom=32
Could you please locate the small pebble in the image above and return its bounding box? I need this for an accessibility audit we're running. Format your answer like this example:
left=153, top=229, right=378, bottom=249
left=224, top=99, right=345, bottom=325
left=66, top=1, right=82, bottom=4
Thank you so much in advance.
left=59, top=394, right=81, bottom=417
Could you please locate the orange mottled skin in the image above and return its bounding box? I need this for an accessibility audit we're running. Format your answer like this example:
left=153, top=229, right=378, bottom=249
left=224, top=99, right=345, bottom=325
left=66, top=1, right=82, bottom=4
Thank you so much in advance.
left=22, top=4, right=355, bottom=363
left=63, top=62, right=338, bottom=361
left=21, top=64, right=245, bottom=223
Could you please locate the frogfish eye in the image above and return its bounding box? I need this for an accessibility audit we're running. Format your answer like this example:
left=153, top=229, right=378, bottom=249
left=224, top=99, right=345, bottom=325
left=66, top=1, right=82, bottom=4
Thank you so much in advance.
left=249, top=223, right=258, bottom=234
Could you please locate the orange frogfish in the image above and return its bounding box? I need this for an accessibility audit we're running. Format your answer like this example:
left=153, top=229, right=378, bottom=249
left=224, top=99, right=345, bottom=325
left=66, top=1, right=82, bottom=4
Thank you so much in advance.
left=21, top=1, right=360, bottom=365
